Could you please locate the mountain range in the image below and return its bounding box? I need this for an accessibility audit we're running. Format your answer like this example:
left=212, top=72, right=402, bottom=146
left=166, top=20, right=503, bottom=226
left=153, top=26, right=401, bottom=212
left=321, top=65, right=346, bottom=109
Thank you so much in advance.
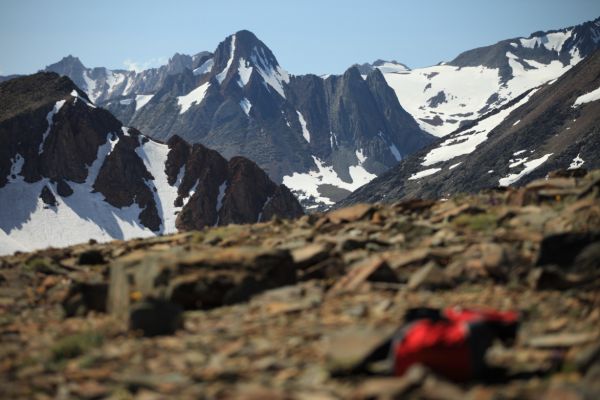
left=0, top=73, right=303, bottom=255
left=40, top=31, right=437, bottom=209
left=12, top=17, right=596, bottom=209
left=1, top=17, right=600, bottom=253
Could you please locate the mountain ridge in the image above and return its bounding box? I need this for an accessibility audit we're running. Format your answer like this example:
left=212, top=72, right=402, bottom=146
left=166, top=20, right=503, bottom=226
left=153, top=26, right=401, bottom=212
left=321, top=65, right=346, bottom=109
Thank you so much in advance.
left=337, top=49, right=600, bottom=207
left=0, top=72, right=303, bottom=255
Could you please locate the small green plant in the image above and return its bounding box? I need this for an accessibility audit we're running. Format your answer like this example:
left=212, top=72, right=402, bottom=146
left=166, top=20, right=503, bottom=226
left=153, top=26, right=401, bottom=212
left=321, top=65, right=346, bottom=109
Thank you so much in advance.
left=51, top=331, right=104, bottom=362
left=452, top=213, right=497, bottom=231
left=23, top=257, right=54, bottom=273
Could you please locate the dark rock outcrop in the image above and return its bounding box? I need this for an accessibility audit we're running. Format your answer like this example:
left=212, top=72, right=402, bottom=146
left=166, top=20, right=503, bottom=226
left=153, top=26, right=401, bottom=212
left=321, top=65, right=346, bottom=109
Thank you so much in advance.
left=93, top=134, right=161, bottom=231
left=170, top=136, right=305, bottom=231
left=40, top=185, right=57, bottom=207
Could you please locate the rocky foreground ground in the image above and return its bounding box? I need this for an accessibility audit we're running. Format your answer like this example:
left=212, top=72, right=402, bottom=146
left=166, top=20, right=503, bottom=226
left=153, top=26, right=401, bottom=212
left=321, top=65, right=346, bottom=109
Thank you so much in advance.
left=1, top=170, right=600, bottom=399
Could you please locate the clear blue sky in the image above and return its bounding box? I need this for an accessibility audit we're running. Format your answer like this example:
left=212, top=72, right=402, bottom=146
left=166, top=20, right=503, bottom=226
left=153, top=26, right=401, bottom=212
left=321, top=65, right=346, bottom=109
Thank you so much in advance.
left=1, top=0, right=599, bottom=76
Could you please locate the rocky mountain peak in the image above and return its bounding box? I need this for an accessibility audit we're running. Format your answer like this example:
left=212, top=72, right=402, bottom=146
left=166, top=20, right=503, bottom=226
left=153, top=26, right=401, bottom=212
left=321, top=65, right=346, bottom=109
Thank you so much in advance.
left=341, top=65, right=363, bottom=81
left=233, top=30, right=279, bottom=66
left=0, top=72, right=78, bottom=122
left=45, top=55, right=86, bottom=72
left=165, top=53, right=194, bottom=74
left=208, top=30, right=288, bottom=94
left=354, top=60, right=411, bottom=75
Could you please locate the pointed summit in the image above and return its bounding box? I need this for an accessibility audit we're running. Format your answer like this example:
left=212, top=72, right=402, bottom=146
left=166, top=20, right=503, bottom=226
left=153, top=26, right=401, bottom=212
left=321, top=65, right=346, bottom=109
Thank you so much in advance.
left=44, top=55, right=89, bottom=94
left=210, top=30, right=289, bottom=97
left=45, top=55, right=86, bottom=75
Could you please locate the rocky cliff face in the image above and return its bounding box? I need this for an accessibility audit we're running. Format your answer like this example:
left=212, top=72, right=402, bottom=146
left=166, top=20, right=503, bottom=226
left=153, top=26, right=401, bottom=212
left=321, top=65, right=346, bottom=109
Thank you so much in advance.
left=0, top=73, right=303, bottom=255
left=338, top=49, right=600, bottom=207
left=164, top=136, right=304, bottom=230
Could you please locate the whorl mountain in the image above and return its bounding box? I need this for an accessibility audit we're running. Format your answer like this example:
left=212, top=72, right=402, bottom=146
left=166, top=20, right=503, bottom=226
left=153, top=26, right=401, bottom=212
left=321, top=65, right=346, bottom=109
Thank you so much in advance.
left=339, top=48, right=600, bottom=206
left=0, top=73, right=303, bottom=255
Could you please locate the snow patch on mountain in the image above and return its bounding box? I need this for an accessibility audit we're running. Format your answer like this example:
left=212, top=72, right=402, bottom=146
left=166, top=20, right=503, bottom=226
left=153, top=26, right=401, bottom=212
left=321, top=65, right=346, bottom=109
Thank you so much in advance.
left=38, top=100, right=66, bottom=154
left=355, top=149, right=367, bottom=164
left=135, top=94, right=154, bottom=111
left=194, top=58, right=214, bottom=76
left=329, top=131, right=339, bottom=149
left=519, top=31, right=572, bottom=52
left=573, top=85, right=600, bottom=107
left=250, top=46, right=289, bottom=98
left=8, top=154, right=24, bottom=179
left=283, top=156, right=376, bottom=206
left=296, top=111, right=310, bottom=143
left=382, top=32, right=583, bottom=137
left=421, top=89, right=538, bottom=166
left=105, top=70, right=126, bottom=96
left=374, top=61, right=410, bottom=74
left=216, top=35, right=236, bottom=84
left=506, top=54, right=572, bottom=96
left=240, top=98, right=252, bottom=116
left=257, top=195, right=273, bottom=222
left=238, top=58, right=253, bottom=86
left=134, top=138, right=181, bottom=234
left=409, top=168, right=442, bottom=181
left=83, top=71, right=98, bottom=102
left=569, top=154, right=585, bottom=170
left=177, top=82, right=210, bottom=114
left=384, top=65, right=502, bottom=137
left=498, top=153, right=553, bottom=186
left=70, top=90, right=96, bottom=108
left=214, top=180, right=228, bottom=226
left=377, top=131, right=402, bottom=161
left=0, top=134, right=155, bottom=256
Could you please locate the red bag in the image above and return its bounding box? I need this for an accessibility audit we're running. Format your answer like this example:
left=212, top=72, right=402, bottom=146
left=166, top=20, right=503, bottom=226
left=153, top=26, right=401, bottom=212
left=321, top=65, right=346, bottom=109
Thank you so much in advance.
left=391, top=307, right=519, bottom=381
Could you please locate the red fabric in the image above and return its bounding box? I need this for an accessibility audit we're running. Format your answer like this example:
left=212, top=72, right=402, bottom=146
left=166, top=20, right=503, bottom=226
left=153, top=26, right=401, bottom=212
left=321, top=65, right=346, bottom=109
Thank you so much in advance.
left=393, top=319, right=473, bottom=381
left=443, top=307, right=519, bottom=325
left=393, top=308, right=519, bottom=381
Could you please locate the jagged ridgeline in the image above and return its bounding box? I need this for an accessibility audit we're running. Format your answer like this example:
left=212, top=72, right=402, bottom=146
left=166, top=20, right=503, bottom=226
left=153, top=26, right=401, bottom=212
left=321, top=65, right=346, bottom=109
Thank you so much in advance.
left=0, top=73, right=303, bottom=255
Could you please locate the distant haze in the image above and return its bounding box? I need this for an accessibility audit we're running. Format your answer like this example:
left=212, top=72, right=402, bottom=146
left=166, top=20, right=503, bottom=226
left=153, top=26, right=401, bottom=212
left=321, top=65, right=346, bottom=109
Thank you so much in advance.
left=1, top=0, right=599, bottom=75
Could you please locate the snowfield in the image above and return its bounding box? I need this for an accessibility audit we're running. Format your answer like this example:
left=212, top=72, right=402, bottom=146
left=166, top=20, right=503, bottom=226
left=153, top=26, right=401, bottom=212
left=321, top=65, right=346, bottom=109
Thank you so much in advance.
left=0, top=131, right=193, bottom=256
left=378, top=29, right=582, bottom=137
left=283, top=155, right=377, bottom=206
left=498, top=153, right=553, bottom=187
left=177, top=82, right=211, bottom=114
left=573, top=85, right=600, bottom=107
left=0, top=134, right=156, bottom=255
left=421, top=89, right=538, bottom=166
